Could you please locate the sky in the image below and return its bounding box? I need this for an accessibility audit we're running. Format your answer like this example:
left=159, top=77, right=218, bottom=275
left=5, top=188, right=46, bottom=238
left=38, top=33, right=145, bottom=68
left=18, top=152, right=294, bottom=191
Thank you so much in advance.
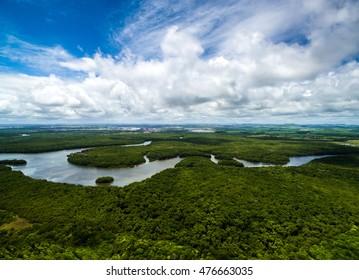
left=0, top=0, right=358, bottom=125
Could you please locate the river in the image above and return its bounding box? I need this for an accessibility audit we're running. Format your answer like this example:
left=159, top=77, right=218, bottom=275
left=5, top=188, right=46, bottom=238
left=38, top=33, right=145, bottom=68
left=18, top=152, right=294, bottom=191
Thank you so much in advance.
left=0, top=142, right=181, bottom=187
left=210, top=154, right=332, bottom=167
left=0, top=144, right=332, bottom=186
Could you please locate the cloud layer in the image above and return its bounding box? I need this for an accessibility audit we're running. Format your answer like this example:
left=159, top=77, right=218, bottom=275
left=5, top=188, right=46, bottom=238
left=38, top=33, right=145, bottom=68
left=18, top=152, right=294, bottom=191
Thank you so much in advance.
left=0, top=0, right=358, bottom=124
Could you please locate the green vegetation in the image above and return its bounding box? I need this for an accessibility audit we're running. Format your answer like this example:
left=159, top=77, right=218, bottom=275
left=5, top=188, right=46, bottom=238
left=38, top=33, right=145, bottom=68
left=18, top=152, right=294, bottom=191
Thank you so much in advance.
left=0, top=165, right=11, bottom=172
left=68, top=141, right=211, bottom=168
left=0, top=159, right=27, bottom=165
left=95, top=176, right=114, bottom=184
left=0, top=210, right=32, bottom=231
left=0, top=125, right=358, bottom=260
left=67, top=134, right=357, bottom=168
left=1, top=124, right=358, bottom=153
left=0, top=210, right=16, bottom=225
left=0, top=216, right=32, bottom=231
left=0, top=129, right=150, bottom=153
left=315, top=153, right=359, bottom=168
left=68, top=147, right=147, bottom=168
left=348, top=140, right=359, bottom=146
left=218, top=159, right=244, bottom=167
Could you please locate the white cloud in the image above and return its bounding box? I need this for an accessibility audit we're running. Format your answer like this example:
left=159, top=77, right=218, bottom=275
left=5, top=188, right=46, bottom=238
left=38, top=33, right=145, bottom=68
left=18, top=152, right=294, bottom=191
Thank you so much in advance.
left=161, top=26, right=203, bottom=59
left=1, top=45, right=358, bottom=124
left=60, top=57, right=97, bottom=72
left=0, top=0, right=358, bottom=124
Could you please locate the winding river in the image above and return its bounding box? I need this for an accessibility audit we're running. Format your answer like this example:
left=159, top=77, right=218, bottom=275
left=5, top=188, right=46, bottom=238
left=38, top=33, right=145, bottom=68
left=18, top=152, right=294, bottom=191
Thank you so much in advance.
left=0, top=142, right=332, bottom=186
left=0, top=142, right=181, bottom=187
left=232, top=155, right=332, bottom=167
left=211, top=154, right=332, bottom=167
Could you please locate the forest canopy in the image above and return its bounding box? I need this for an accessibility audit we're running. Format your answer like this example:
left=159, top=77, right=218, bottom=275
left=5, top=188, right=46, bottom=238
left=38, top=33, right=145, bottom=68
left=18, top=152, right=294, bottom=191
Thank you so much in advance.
left=0, top=125, right=358, bottom=260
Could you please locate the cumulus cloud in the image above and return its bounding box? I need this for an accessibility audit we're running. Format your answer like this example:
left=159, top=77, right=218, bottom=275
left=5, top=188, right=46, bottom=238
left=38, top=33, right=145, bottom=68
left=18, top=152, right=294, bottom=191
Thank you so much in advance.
left=0, top=0, right=358, bottom=124
left=161, top=26, right=203, bottom=59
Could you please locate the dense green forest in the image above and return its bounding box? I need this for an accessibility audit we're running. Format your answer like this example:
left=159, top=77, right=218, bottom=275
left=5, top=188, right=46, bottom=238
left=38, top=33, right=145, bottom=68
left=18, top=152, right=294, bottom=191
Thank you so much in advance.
left=0, top=125, right=358, bottom=259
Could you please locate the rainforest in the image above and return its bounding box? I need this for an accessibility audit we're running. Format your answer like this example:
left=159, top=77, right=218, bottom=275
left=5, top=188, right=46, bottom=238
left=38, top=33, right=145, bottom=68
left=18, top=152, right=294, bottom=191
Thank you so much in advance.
left=0, top=124, right=358, bottom=260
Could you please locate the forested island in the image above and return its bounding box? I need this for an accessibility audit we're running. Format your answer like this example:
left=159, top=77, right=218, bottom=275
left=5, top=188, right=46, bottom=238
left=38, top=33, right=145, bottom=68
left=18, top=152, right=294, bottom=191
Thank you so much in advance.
left=95, top=176, right=115, bottom=184
left=0, top=125, right=358, bottom=259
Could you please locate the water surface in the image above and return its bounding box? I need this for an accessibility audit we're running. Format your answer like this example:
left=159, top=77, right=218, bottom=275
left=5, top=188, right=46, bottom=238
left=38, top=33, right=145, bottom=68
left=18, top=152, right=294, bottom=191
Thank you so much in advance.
left=0, top=143, right=181, bottom=187
left=210, top=154, right=332, bottom=167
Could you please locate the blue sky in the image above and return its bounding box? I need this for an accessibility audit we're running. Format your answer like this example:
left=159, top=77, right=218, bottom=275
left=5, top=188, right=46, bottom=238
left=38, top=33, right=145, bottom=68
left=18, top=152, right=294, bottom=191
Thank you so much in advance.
left=0, top=0, right=358, bottom=124
left=0, top=0, right=137, bottom=73
left=0, top=0, right=133, bottom=53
